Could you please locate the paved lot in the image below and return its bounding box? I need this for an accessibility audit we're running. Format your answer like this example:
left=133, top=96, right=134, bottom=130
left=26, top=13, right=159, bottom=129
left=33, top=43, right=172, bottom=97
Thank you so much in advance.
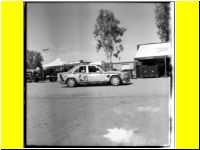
left=27, top=78, right=171, bottom=146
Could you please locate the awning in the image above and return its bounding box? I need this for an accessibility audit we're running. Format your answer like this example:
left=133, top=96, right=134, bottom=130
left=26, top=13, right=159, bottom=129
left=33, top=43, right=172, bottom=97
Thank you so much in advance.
left=43, top=58, right=66, bottom=68
left=135, top=42, right=172, bottom=60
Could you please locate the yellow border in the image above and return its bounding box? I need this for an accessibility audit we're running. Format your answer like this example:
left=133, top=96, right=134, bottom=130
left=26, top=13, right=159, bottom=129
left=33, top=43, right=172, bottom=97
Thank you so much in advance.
left=176, top=1, right=199, bottom=149
left=1, top=1, right=24, bottom=149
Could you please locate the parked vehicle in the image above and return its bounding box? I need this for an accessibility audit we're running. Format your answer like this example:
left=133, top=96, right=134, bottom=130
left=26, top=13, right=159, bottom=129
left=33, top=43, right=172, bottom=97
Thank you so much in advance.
left=26, top=69, right=43, bottom=82
left=44, top=68, right=58, bottom=82
left=44, top=65, right=75, bottom=82
left=57, top=64, right=130, bottom=87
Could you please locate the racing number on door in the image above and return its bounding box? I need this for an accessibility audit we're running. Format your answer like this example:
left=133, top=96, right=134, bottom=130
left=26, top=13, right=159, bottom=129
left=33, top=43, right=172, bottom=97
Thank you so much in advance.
left=79, top=74, right=87, bottom=82
left=78, top=66, right=87, bottom=82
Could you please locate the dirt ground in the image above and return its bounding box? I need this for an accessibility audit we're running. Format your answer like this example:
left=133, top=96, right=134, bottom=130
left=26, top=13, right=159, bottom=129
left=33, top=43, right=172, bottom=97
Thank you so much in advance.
left=26, top=77, right=171, bottom=146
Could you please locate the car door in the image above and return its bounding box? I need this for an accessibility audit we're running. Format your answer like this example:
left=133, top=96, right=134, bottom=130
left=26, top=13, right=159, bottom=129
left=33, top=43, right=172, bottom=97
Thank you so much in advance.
left=74, top=66, right=88, bottom=83
left=87, top=65, right=105, bottom=83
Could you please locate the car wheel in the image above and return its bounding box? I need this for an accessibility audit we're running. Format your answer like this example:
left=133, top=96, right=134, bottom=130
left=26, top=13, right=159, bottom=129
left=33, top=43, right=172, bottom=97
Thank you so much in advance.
left=110, top=76, right=121, bottom=86
left=67, top=78, right=76, bottom=87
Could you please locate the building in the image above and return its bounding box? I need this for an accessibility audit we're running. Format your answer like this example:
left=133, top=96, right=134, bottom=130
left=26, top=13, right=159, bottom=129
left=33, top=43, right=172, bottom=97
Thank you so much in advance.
left=112, top=61, right=136, bottom=78
left=134, top=42, right=172, bottom=78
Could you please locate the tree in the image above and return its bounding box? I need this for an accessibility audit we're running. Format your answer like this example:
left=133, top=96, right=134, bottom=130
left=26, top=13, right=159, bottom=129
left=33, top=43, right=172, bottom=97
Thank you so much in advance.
left=94, top=9, right=126, bottom=70
left=155, top=3, right=170, bottom=42
left=27, top=50, right=43, bottom=69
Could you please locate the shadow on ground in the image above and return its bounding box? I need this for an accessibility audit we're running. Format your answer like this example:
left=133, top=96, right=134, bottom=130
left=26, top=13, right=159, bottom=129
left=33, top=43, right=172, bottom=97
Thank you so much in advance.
left=61, top=82, right=133, bottom=88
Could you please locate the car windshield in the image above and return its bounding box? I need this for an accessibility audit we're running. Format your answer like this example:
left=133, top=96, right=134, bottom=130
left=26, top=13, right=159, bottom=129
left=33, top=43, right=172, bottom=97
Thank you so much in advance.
left=67, top=66, right=77, bottom=73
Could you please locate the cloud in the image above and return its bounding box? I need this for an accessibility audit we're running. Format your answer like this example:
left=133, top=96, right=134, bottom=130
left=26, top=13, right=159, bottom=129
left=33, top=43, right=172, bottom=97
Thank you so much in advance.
left=92, top=40, right=97, bottom=46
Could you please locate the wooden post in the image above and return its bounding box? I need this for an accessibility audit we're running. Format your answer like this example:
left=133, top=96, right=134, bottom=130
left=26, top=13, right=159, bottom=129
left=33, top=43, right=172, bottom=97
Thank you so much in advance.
left=164, top=57, right=167, bottom=77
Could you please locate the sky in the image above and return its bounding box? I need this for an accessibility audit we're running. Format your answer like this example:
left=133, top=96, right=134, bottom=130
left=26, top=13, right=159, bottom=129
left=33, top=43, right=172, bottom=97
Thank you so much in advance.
left=27, top=2, right=161, bottom=65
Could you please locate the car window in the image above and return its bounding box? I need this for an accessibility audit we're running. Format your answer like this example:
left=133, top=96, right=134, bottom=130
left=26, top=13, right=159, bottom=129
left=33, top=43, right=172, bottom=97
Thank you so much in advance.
left=74, top=66, right=86, bottom=73
left=88, top=66, right=100, bottom=73
left=97, top=65, right=106, bottom=72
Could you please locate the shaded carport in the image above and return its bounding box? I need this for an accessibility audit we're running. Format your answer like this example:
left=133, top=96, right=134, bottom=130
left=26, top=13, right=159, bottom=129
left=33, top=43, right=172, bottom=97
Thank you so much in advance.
left=134, top=42, right=172, bottom=78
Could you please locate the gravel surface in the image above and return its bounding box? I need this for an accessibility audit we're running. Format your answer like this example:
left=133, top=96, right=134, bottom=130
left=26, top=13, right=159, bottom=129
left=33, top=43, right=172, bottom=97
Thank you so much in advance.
left=26, top=78, right=171, bottom=146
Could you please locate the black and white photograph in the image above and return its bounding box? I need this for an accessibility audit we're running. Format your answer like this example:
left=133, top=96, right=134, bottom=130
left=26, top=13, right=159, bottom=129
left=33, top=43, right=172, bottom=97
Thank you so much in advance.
left=26, top=1, right=174, bottom=147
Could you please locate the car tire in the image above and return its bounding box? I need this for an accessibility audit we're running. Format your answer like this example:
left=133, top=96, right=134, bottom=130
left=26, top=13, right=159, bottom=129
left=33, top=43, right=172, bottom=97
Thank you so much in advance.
left=67, top=78, right=76, bottom=87
left=110, top=76, right=121, bottom=86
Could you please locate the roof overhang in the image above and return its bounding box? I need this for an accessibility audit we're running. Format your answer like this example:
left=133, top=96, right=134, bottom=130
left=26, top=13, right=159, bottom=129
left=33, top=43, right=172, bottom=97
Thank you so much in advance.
left=135, top=42, right=172, bottom=60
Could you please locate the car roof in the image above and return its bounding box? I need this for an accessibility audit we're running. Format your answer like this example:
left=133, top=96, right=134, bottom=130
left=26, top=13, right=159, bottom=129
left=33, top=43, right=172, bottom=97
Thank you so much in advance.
left=77, top=64, right=98, bottom=67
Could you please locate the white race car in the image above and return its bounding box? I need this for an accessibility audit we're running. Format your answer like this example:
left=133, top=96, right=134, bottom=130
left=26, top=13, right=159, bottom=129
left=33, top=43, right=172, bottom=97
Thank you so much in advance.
left=57, top=64, right=130, bottom=87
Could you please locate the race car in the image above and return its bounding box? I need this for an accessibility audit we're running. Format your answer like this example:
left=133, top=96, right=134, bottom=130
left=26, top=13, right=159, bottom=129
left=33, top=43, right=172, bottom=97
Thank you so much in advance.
left=57, top=64, right=130, bottom=87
